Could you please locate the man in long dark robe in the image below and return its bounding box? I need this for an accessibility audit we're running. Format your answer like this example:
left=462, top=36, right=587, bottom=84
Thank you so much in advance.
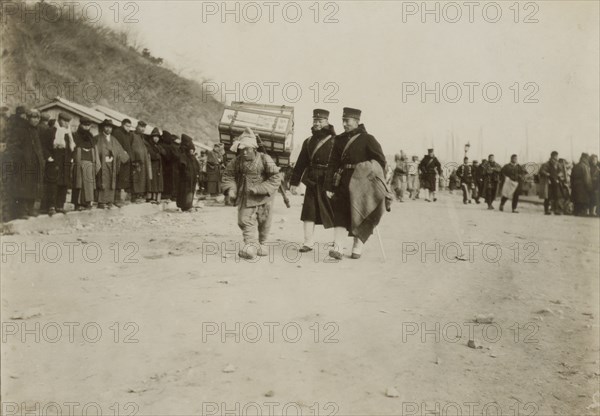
left=129, top=121, right=150, bottom=203
left=144, top=127, right=166, bottom=203
left=160, top=130, right=178, bottom=201
left=71, top=117, right=100, bottom=210
left=325, top=107, right=387, bottom=260
left=571, top=153, right=592, bottom=216
left=538, top=151, right=561, bottom=215
left=289, top=109, right=336, bottom=252
left=6, top=109, right=45, bottom=219
left=94, top=119, right=129, bottom=208
left=176, top=134, right=200, bottom=212
left=40, top=112, right=74, bottom=215
left=112, top=119, right=133, bottom=206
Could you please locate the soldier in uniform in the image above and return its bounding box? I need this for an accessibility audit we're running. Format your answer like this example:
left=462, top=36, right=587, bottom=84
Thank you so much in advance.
left=392, top=152, right=409, bottom=202
left=407, top=155, right=420, bottom=200
left=456, top=157, right=474, bottom=204
left=499, top=154, right=526, bottom=213
left=482, top=154, right=502, bottom=210
left=325, top=107, right=386, bottom=260
left=418, top=148, right=442, bottom=202
left=289, top=109, right=336, bottom=252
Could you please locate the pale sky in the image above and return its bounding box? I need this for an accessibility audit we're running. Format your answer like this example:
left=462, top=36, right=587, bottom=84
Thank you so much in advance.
left=89, top=0, right=599, bottom=162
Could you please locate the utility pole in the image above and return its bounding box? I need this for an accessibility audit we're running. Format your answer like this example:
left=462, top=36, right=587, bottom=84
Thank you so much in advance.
left=570, top=136, right=574, bottom=162
left=525, top=126, right=530, bottom=163
left=478, top=126, right=483, bottom=160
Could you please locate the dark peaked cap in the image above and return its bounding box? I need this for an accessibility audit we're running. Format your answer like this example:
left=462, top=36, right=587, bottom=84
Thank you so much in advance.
left=342, top=107, right=361, bottom=120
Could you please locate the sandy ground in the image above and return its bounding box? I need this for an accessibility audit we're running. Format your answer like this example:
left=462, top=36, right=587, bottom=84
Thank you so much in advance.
left=1, top=192, right=599, bottom=416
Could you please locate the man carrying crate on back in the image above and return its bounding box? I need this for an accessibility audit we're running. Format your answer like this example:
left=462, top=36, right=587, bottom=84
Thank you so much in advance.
left=221, top=127, right=282, bottom=260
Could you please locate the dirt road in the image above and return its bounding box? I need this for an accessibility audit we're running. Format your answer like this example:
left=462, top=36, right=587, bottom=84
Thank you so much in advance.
left=2, top=193, right=599, bottom=415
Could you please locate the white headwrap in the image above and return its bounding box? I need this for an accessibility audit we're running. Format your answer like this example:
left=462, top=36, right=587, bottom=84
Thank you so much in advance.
left=53, top=125, right=75, bottom=151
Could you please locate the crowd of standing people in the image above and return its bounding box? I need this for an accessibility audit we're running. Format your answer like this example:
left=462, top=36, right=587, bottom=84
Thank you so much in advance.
left=0, top=105, right=229, bottom=221
left=389, top=149, right=600, bottom=217
left=2, top=104, right=598, bottom=228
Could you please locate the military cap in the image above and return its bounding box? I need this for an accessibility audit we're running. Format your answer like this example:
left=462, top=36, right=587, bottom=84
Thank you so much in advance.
left=137, top=120, right=147, bottom=127
left=313, top=109, right=329, bottom=119
left=342, top=107, right=361, bottom=120
left=79, top=117, right=92, bottom=125
left=427, top=148, right=434, bottom=153
left=122, top=118, right=132, bottom=125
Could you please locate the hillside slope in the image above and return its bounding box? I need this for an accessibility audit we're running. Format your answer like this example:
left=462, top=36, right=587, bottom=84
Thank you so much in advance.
left=0, top=1, right=223, bottom=141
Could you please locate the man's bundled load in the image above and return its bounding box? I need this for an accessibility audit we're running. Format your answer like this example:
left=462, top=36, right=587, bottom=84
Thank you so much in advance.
left=218, top=102, right=294, bottom=167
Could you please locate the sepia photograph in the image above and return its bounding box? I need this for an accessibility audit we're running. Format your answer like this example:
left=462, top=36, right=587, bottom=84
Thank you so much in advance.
left=0, top=0, right=599, bottom=415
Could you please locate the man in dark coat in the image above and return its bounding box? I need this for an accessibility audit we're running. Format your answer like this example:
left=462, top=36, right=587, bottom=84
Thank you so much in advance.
left=40, top=112, right=74, bottom=215
left=482, top=154, right=502, bottom=210
left=499, top=154, right=526, bottom=213
left=539, top=151, right=570, bottom=215
left=95, top=119, right=130, bottom=208
left=392, top=152, right=409, bottom=202
left=129, top=121, right=150, bottom=203
left=418, top=148, right=442, bottom=202
left=112, top=118, right=133, bottom=206
left=37, top=112, right=51, bottom=136
left=176, top=134, right=200, bottom=212
left=160, top=129, right=179, bottom=201
left=571, top=153, right=592, bottom=216
left=71, top=117, right=100, bottom=210
left=206, top=143, right=224, bottom=196
left=7, top=106, right=27, bottom=133
left=6, top=109, right=45, bottom=219
left=590, top=154, right=599, bottom=216
left=457, top=157, right=474, bottom=204
left=144, top=127, right=166, bottom=203
left=198, top=150, right=208, bottom=195
left=325, top=107, right=386, bottom=260
left=0, top=106, right=10, bottom=221
left=170, top=134, right=182, bottom=198
left=290, top=109, right=336, bottom=252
